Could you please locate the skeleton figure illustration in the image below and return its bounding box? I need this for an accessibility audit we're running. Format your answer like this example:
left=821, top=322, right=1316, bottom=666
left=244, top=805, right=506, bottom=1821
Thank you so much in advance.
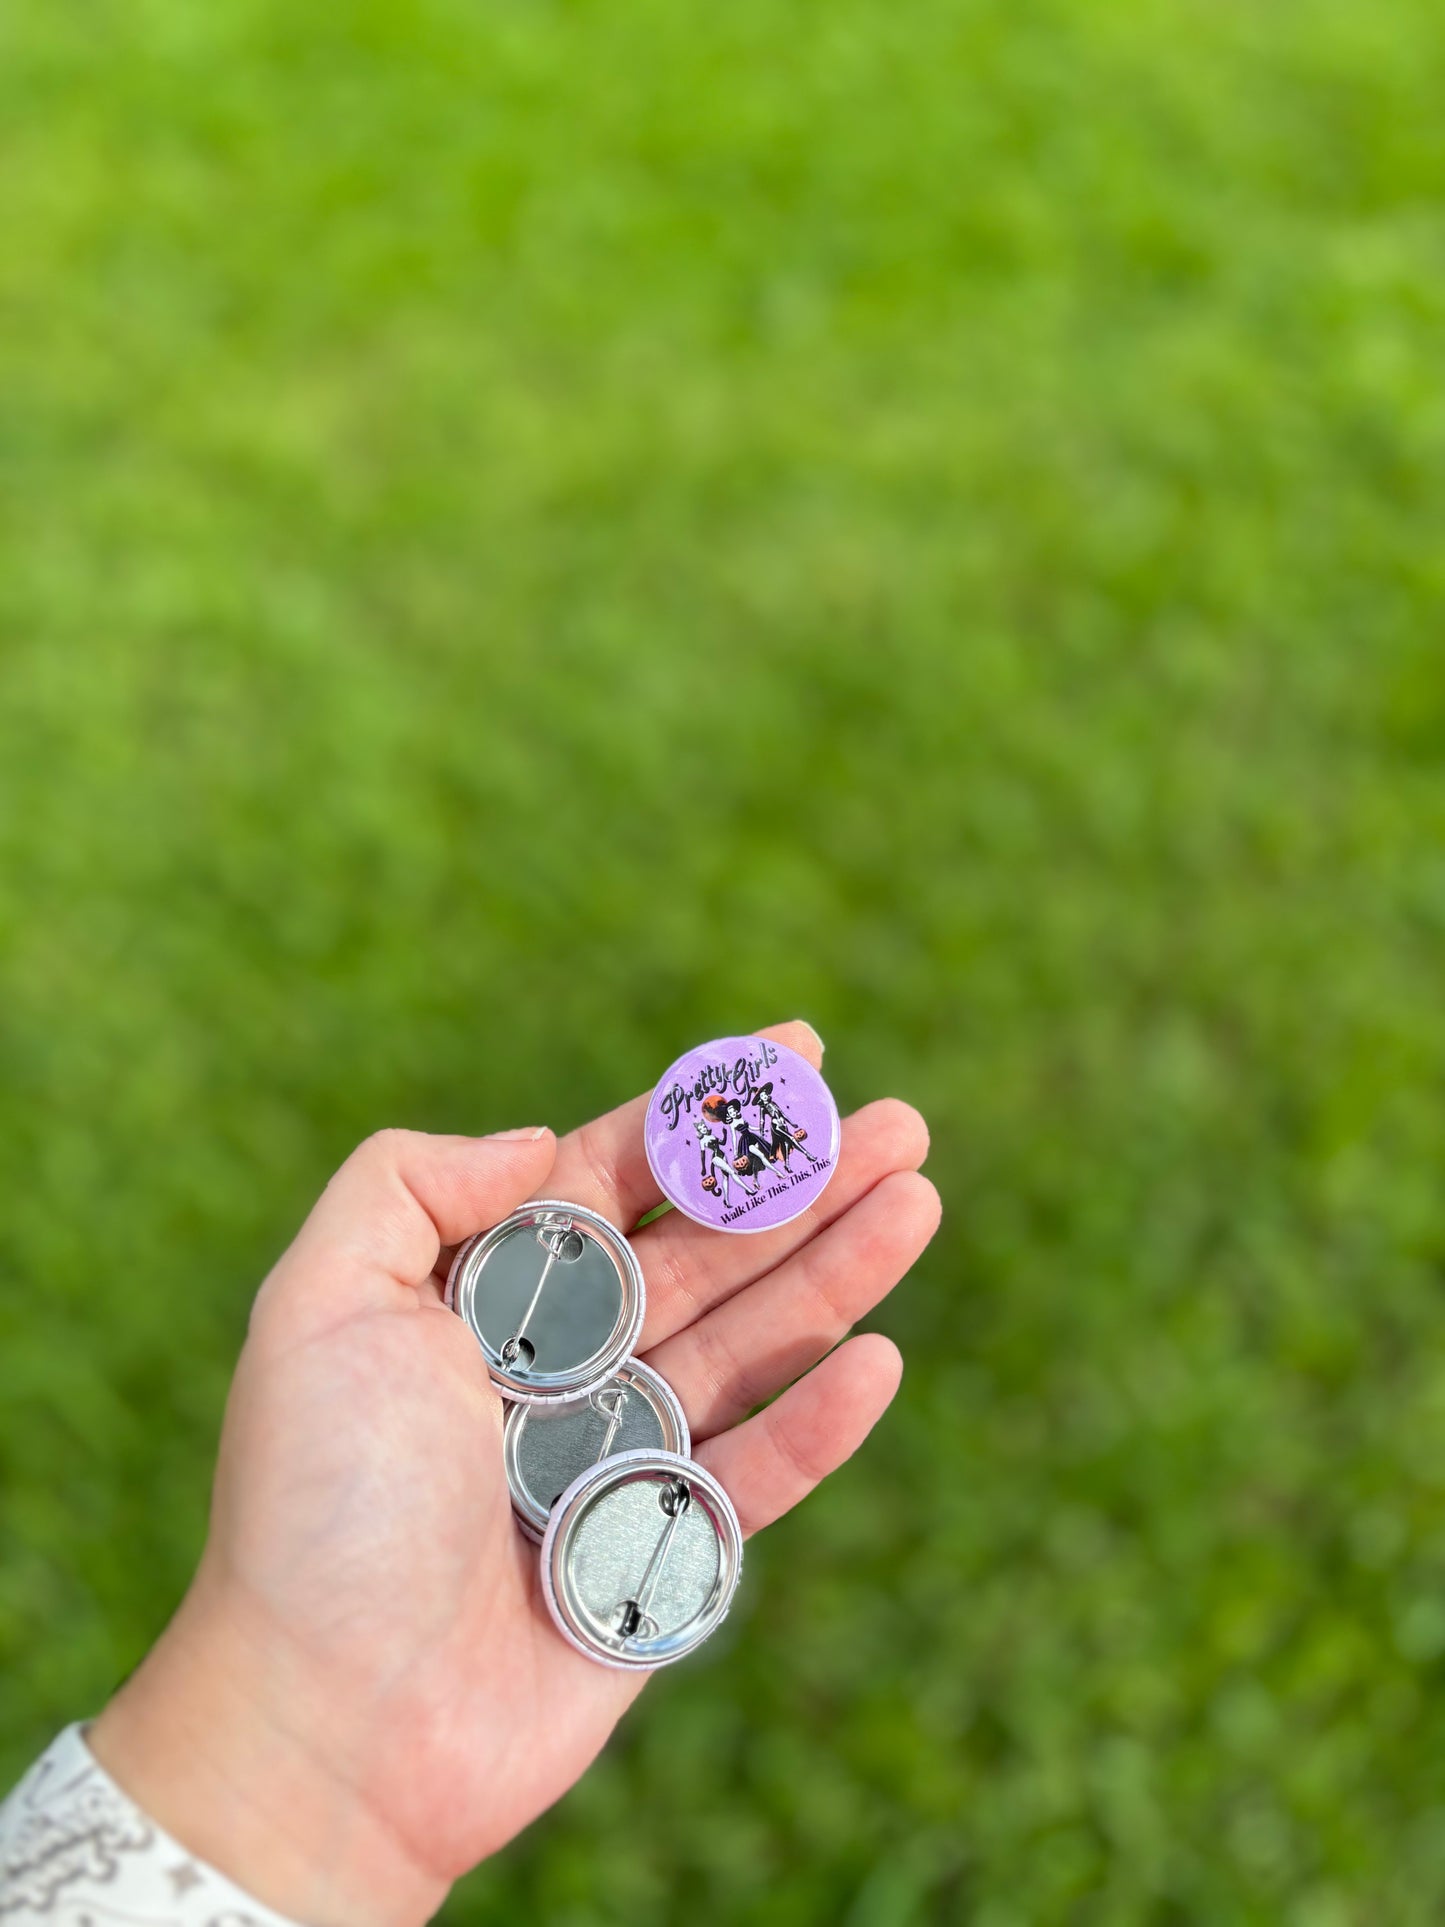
left=751, top=1080, right=825, bottom=1170
left=694, top=1116, right=759, bottom=1204
left=702, top=1094, right=775, bottom=1181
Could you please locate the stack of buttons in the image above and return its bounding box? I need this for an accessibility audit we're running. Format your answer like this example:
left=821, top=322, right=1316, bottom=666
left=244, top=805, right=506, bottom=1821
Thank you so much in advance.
left=447, top=1034, right=841, bottom=1670
left=446, top=1199, right=742, bottom=1669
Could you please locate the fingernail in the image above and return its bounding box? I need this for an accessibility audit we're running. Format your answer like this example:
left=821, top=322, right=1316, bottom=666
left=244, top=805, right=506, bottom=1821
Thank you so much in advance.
left=487, top=1126, right=550, bottom=1141
left=792, top=1019, right=825, bottom=1055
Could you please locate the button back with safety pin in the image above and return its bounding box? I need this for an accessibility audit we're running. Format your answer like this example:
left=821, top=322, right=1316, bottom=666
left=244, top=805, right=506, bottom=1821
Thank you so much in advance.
left=503, top=1358, right=690, bottom=1542
left=541, top=1449, right=744, bottom=1670
left=446, top=1200, right=645, bottom=1405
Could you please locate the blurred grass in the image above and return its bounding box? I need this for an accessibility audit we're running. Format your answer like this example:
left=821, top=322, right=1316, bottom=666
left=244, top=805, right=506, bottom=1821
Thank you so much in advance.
left=4, top=0, right=1445, bottom=1918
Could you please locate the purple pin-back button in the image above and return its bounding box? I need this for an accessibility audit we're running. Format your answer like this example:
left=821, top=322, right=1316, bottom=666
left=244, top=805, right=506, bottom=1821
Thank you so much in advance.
left=644, top=1035, right=841, bottom=1232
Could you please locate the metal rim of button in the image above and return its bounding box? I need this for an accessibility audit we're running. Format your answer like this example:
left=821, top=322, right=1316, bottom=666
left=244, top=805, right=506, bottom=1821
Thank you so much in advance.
left=445, top=1199, right=646, bottom=1406
left=540, top=1448, right=744, bottom=1671
left=503, top=1358, right=692, bottom=1543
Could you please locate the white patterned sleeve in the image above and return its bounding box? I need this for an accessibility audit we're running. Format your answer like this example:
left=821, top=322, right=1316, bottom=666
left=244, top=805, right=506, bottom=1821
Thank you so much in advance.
left=0, top=1725, right=304, bottom=1927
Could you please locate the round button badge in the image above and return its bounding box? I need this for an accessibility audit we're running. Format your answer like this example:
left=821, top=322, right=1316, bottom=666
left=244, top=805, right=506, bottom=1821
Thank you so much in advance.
left=541, top=1449, right=744, bottom=1670
left=446, top=1201, right=645, bottom=1405
left=503, top=1358, right=691, bottom=1543
left=645, top=1035, right=840, bottom=1232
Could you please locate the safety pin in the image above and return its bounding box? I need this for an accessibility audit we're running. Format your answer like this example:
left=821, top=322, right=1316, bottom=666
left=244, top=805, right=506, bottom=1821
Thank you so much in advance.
left=616, top=1478, right=691, bottom=1640
left=500, top=1218, right=580, bottom=1366
left=589, top=1385, right=630, bottom=1463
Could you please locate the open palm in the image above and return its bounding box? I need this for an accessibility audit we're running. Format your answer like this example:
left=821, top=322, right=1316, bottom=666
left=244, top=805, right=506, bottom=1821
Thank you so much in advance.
left=91, top=1024, right=938, bottom=1927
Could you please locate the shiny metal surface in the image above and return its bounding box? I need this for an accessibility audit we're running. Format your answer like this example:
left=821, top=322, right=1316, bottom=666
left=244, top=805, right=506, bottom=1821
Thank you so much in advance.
left=446, top=1200, right=645, bottom=1404
left=541, top=1449, right=743, bottom=1670
left=503, top=1358, right=690, bottom=1541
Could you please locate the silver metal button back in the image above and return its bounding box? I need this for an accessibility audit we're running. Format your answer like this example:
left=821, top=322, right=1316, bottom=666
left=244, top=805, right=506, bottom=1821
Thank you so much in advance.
left=541, top=1449, right=743, bottom=1670
left=503, top=1358, right=690, bottom=1542
left=445, top=1200, right=645, bottom=1405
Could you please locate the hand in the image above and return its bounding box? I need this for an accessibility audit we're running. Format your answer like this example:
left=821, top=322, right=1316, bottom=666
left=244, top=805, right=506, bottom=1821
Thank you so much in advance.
left=89, top=1023, right=939, bottom=1927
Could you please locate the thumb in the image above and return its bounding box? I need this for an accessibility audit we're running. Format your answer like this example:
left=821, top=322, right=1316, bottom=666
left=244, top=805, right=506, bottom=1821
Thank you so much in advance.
left=253, top=1126, right=556, bottom=1336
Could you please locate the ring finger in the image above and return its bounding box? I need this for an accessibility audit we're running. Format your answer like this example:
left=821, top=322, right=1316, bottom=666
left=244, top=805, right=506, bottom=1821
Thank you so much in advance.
left=644, top=1169, right=941, bottom=1440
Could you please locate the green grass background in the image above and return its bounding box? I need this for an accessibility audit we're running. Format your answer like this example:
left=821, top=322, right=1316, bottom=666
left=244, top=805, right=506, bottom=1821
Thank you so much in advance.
left=4, top=0, right=1445, bottom=1918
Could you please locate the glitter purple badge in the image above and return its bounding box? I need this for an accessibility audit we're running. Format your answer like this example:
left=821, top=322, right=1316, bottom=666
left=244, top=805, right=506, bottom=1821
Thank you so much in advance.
left=644, top=1036, right=841, bottom=1232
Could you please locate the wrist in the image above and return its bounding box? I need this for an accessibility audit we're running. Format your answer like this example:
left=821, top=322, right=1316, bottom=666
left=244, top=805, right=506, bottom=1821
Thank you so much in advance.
left=88, top=1572, right=450, bottom=1927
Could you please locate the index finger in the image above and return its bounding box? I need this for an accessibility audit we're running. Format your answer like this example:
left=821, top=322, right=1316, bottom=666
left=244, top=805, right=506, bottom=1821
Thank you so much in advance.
left=544, top=1019, right=825, bottom=1230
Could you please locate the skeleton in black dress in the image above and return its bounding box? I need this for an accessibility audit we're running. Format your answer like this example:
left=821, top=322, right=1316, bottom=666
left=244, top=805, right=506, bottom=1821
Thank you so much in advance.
left=705, top=1094, right=775, bottom=1181
left=751, top=1081, right=825, bottom=1170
